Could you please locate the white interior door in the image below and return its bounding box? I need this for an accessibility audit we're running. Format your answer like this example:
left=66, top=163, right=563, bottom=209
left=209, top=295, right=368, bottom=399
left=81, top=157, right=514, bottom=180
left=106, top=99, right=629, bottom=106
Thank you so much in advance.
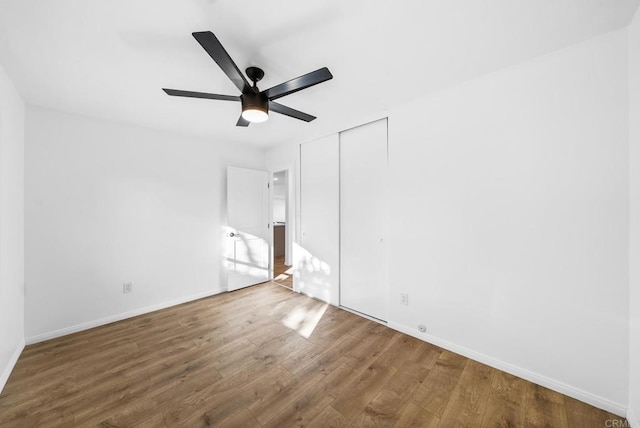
left=226, top=166, right=270, bottom=292
left=340, top=119, right=388, bottom=321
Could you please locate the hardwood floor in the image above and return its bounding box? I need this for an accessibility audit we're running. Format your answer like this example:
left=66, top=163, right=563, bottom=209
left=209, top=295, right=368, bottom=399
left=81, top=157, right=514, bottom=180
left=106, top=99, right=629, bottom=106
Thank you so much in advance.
left=273, top=255, right=293, bottom=289
left=0, top=282, right=626, bottom=427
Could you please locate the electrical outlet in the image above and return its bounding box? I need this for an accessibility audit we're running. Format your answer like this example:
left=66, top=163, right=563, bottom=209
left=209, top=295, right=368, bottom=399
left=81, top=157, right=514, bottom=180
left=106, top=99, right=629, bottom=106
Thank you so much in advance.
left=123, top=282, right=133, bottom=294
left=400, top=293, right=409, bottom=305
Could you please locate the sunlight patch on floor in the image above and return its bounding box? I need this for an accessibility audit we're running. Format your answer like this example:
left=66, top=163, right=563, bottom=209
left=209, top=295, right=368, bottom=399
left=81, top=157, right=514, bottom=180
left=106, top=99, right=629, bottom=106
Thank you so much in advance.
left=282, top=302, right=329, bottom=338
left=275, top=273, right=290, bottom=281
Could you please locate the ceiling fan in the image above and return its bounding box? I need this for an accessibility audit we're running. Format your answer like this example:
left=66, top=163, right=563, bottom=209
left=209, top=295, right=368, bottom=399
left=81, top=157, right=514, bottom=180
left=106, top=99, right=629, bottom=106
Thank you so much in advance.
left=162, top=31, right=333, bottom=127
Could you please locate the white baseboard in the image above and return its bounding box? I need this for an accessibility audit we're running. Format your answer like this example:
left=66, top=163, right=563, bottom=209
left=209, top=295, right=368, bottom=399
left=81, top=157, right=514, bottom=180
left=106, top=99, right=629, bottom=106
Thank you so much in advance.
left=25, top=288, right=225, bottom=345
left=386, top=321, right=627, bottom=417
left=628, top=407, right=640, bottom=428
left=0, top=338, right=25, bottom=393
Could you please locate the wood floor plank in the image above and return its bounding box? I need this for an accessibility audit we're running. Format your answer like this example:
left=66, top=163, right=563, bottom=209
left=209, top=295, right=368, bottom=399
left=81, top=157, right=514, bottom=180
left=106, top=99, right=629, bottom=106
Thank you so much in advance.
left=251, top=329, right=312, bottom=371
left=308, top=404, right=349, bottom=428
left=249, top=370, right=326, bottom=425
left=480, top=370, right=527, bottom=428
left=437, top=359, right=493, bottom=427
left=344, top=327, right=398, bottom=363
left=281, top=327, right=363, bottom=377
left=162, top=365, right=294, bottom=426
left=563, top=395, right=622, bottom=428
left=412, top=349, right=468, bottom=417
left=375, top=334, right=425, bottom=370
left=351, top=388, right=411, bottom=427
left=385, top=362, right=431, bottom=397
left=309, top=307, right=370, bottom=342
left=80, top=398, right=169, bottom=427
left=408, top=341, right=443, bottom=370
left=0, top=282, right=626, bottom=428
left=261, top=388, right=334, bottom=428
left=524, top=383, right=569, bottom=427
left=216, top=407, right=263, bottom=428
left=351, top=361, right=432, bottom=427
left=331, top=361, right=398, bottom=420
left=394, top=401, right=441, bottom=428
left=262, top=355, right=363, bottom=427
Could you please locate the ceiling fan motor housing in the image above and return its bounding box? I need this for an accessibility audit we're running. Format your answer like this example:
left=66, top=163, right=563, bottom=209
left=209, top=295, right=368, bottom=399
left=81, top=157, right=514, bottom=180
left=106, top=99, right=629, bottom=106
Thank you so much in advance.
left=241, top=92, right=269, bottom=115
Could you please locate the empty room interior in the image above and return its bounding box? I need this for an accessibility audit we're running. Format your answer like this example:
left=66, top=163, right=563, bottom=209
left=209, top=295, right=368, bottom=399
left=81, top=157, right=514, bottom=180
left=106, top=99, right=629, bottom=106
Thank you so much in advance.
left=1, top=1, right=640, bottom=427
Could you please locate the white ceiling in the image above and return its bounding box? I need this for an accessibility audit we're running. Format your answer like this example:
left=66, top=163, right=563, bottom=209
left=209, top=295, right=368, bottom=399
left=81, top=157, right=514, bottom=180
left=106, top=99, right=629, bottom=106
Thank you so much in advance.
left=0, top=0, right=638, bottom=148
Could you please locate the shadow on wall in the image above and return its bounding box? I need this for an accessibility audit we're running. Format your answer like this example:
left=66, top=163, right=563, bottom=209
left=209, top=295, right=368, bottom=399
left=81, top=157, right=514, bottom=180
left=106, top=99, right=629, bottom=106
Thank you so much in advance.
left=294, top=242, right=333, bottom=303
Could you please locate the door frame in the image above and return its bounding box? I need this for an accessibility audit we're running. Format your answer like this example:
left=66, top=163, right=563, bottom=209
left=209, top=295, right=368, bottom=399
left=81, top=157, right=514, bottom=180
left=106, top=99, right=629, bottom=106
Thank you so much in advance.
left=270, top=164, right=296, bottom=286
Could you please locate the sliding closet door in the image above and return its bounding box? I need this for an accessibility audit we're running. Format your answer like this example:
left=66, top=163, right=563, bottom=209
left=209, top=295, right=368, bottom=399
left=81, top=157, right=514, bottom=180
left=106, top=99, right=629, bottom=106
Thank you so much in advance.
left=298, top=134, right=340, bottom=305
left=340, top=119, right=388, bottom=321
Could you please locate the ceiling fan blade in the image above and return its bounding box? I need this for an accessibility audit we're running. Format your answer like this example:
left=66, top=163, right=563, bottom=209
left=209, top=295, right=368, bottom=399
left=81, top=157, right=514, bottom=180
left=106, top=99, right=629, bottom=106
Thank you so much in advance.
left=163, top=89, right=240, bottom=101
left=192, top=31, right=253, bottom=94
left=263, top=67, right=333, bottom=101
left=236, top=115, right=250, bottom=127
left=269, top=101, right=316, bottom=122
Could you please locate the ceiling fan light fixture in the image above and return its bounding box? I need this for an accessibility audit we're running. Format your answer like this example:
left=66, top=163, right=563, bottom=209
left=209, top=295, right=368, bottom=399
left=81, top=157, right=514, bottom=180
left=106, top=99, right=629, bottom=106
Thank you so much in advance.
left=241, top=93, right=269, bottom=123
left=241, top=107, right=268, bottom=123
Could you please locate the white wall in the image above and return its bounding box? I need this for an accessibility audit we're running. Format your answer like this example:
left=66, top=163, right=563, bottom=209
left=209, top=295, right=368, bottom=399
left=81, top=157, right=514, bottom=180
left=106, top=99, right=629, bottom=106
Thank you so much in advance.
left=0, top=63, right=24, bottom=392
left=265, top=142, right=298, bottom=180
left=273, top=174, right=286, bottom=223
left=628, top=6, right=640, bottom=426
left=24, top=106, right=265, bottom=342
left=273, top=200, right=286, bottom=223
left=387, top=30, right=629, bottom=413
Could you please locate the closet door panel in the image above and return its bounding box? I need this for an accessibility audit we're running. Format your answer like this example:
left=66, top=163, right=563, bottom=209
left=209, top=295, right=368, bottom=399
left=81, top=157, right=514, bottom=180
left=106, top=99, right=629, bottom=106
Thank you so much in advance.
left=340, top=119, right=388, bottom=321
left=298, top=134, right=340, bottom=305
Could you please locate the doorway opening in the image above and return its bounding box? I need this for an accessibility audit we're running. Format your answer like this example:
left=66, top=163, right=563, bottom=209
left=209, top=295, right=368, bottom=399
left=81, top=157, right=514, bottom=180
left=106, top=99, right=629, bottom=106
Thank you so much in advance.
left=272, top=170, right=293, bottom=288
